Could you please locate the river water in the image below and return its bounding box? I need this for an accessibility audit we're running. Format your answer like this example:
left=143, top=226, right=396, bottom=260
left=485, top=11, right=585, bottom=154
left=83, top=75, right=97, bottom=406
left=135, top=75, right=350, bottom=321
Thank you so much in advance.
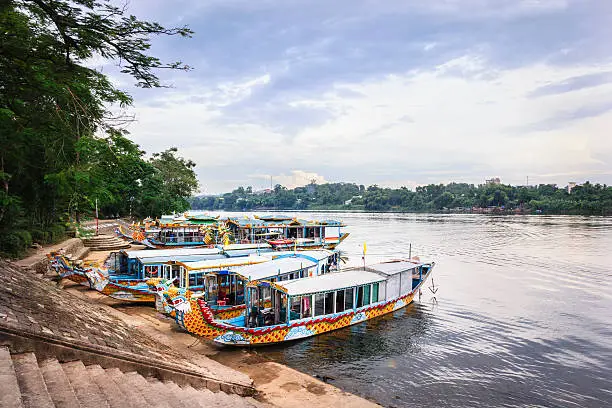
left=214, top=212, right=612, bottom=407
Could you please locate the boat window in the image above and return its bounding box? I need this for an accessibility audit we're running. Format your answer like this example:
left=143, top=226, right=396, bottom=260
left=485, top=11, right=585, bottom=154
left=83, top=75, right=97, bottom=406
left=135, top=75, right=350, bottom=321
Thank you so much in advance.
left=290, top=296, right=301, bottom=320
left=302, top=296, right=312, bottom=318
left=145, top=265, right=159, bottom=278
left=262, top=287, right=271, bottom=301
left=363, top=285, right=371, bottom=306
left=324, top=291, right=334, bottom=314
left=356, top=286, right=364, bottom=308
left=314, top=293, right=325, bottom=316
left=335, top=290, right=345, bottom=313
left=372, top=282, right=379, bottom=303
left=345, top=288, right=354, bottom=310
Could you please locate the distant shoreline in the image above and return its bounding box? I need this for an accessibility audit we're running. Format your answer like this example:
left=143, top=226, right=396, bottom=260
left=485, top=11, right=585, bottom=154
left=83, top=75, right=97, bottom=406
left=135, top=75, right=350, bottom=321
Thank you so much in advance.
left=190, top=208, right=611, bottom=216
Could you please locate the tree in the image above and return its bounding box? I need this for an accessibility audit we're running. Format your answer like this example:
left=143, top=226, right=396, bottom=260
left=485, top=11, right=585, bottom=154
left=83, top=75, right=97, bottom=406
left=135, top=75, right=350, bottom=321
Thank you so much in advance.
left=0, top=0, right=193, bottom=256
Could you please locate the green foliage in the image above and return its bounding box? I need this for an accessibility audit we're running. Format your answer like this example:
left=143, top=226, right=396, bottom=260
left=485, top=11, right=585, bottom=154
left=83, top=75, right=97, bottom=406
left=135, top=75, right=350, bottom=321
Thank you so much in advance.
left=0, top=0, right=194, bottom=257
left=190, top=181, right=612, bottom=216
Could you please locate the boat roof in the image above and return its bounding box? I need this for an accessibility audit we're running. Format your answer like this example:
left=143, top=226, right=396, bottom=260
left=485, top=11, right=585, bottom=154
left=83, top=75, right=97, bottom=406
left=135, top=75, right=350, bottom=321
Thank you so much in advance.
left=180, top=255, right=270, bottom=272
left=122, top=248, right=222, bottom=259
left=233, top=257, right=316, bottom=281
left=254, top=214, right=293, bottom=221
left=365, top=260, right=423, bottom=276
left=225, top=217, right=345, bottom=228
left=221, top=243, right=273, bottom=251
left=140, top=254, right=223, bottom=264
left=280, top=270, right=385, bottom=296
left=268, top=250, right=334, bottom=262
left=186, top=213, right=219, bottom=221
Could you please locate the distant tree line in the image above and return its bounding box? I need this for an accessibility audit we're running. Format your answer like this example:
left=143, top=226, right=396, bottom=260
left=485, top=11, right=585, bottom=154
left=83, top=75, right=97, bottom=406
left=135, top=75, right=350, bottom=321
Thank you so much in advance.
left=0, top=0, right=195, bottom=257
left=190, top=182, right=612, bottom=216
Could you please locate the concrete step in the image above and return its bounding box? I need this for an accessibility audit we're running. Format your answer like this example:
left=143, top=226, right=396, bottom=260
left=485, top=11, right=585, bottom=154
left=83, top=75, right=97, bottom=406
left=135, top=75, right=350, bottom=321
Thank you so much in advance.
left=122, top=371, right=169, bottom=408
left=0, top=347, right=23, bottom=408
left=103, top=368, right=146, bottom=408
left=159, top=380, right=193, bottom=407
left=62, top=360, right=110, bottom=408
left=181, top=384, right=219, bottom=408
left=86, top=365, right=131, bottom=408
left=39, top=358, right=80, bottom=408
left=146, top=377, right=186, bottom=407
left=83, top=235, right=131, bottom=250
left=11, top=352, right=54, bottom=408
left=215, top=388, right=258, bottom=408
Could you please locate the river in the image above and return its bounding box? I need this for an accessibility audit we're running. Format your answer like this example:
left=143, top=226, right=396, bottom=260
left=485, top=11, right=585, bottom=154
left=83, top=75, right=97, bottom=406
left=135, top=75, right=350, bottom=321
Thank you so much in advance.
left=212, top=212, right=612, bottom=407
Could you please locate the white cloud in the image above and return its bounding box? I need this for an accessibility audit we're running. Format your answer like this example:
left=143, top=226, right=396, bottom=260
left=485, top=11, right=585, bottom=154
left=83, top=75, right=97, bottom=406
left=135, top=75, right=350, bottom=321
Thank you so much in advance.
left=249, top=170, right=328, bottom=189
left=124, top=55, right=612, bottom=193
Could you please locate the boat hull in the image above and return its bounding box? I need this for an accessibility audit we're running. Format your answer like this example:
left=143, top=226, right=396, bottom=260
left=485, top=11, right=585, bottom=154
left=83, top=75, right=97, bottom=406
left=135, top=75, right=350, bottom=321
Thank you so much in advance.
left=99, top=281, right=156, bottom=302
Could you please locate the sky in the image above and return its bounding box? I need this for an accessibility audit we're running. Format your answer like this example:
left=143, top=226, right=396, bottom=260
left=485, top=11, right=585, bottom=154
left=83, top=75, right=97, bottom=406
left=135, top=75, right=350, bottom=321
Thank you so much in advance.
left=98, top=0, right=612, bottom=194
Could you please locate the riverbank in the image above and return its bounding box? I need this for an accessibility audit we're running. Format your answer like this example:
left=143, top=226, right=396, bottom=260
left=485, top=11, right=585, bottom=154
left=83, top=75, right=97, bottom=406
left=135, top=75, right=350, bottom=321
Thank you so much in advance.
left=9, top=236, right=380, bottom=407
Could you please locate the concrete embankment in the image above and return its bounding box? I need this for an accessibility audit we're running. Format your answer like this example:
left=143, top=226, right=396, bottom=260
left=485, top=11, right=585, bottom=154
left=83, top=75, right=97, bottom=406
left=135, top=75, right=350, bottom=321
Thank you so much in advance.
left=3, top=234, right=380, bottom=407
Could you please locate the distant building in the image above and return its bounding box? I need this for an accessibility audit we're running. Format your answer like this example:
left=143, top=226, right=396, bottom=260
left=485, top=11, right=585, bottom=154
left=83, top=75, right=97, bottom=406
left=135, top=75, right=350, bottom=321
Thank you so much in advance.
left=567, top=182, right=577, bottom=194
left=253, top=188, right=272, bottom=195
left=485, top=177, right=501, bottom=185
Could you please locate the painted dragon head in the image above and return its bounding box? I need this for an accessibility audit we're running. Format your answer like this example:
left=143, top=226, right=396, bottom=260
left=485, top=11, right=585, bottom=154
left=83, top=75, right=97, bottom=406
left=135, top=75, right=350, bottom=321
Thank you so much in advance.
left=162, top=286, right=194, bottom=315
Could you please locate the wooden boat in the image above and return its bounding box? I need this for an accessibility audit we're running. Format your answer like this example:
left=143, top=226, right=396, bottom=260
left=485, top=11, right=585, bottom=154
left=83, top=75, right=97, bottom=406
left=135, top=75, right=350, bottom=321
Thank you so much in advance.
left=48, top=247, right=272, bottom=302
left=115, top=213, right=221, bottom=247
left=162, top=259, right=434, bottom=346
left=226, top=216, right=350, bottom=250
left=149, top=250, right=341, bottom=319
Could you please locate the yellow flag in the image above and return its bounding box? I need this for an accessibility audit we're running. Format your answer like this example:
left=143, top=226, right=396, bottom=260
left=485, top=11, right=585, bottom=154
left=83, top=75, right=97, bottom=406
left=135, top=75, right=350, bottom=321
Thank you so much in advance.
left=363, top=242, right=367, bottom=256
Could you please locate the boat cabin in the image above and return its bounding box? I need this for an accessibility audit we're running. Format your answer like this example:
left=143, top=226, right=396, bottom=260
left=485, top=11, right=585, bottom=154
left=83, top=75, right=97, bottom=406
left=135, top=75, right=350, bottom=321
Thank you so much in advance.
left=243, top=270, right=384, bottom=327
left=200, top=250, right=340, bottom=307
left=224, top=217, right=347, bottom=248
left=105, top=248, right=224, bottom=280
left=241, top=260, right=430, bottom=328
left=173, top=255, right=271, bottom=300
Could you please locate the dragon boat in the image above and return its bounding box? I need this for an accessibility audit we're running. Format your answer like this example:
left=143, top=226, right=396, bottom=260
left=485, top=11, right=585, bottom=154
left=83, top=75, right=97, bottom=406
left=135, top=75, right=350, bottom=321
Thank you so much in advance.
left=116, top=213, right=222, bottom=248
left=162, top=258, right=434, bottom=346
left=148, top=250, right=341, bottom=319
left=48, top=247, right=273, bottom=302
left=226, top=215, right=350, bottom=250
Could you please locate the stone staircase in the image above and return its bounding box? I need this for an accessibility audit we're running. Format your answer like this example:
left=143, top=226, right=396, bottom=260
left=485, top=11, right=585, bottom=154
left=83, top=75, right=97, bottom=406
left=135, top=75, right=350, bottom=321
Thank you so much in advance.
left=82, top=235, right=130, bottom=251
left=1, top=347, right=262, bottom=408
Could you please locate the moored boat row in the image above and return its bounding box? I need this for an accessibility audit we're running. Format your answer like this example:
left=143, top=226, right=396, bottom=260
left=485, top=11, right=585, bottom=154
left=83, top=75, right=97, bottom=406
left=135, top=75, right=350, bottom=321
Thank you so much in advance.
left=116, top=213, right=350, bottom=250
left=49, top=214, right=436, bottom=347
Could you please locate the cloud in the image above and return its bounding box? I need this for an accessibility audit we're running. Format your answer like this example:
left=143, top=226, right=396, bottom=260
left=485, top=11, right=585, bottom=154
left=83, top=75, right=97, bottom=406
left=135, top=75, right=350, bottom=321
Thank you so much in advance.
left=249, top=171, right=328, bottom=189
left=108, top=0, right=612, bottom=193
left=528, top=72, right=612, bottom=98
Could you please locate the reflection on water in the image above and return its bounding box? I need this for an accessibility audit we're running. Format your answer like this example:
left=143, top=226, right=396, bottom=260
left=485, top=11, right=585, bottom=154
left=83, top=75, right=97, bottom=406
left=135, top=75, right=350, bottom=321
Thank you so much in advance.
left=213, top=212, right=612, bottom=407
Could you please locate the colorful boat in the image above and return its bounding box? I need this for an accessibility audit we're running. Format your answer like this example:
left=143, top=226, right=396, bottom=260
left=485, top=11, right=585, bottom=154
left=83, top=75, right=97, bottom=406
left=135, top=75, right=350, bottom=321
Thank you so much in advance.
left=116, top=213, right=221, bottom=247
left=162, top=259, right=434, bottom=346
left=48, top=247, right=273, bottom=302
left=225, top=216, right=350, bottom=250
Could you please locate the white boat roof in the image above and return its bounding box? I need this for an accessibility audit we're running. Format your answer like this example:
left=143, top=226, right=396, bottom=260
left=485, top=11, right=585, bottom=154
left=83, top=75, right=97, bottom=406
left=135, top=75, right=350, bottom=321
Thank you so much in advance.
left=366, top=260, right=423, bottom=276
left=124, top=248, right=222, bottom=259
left=182, top=255, right=270, bottom=272
left=281, top=270, right=385, bottom=296
left=233, top=257, right=316, bottom=281
left=141, top=255, right=223, bottom=264
left=222, top=243, right=273, bottom=251
left=267, top=250, right=334, bottom=262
